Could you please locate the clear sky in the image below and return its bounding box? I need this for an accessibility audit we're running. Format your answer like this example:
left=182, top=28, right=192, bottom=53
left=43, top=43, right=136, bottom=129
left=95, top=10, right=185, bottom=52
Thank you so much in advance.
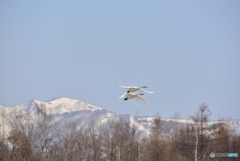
left=0, top=0, right=239, bottom=120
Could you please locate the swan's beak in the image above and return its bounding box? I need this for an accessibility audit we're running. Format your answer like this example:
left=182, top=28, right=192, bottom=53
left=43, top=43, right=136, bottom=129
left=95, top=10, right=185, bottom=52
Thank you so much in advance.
left=124, top=98, right=128, bottom=100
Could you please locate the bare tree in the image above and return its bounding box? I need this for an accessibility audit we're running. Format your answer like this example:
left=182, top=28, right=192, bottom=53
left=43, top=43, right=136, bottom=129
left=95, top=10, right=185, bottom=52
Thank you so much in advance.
left=0, top=137, right=10, bottom=161
left=0, top=108, right=8, bottom=143
left=167, top=113, right=181, bottom=161
left=8, top=129, right=33, bottom=161
left=102, top=118, right=139, bottom=161
left=63, top=122, right=79, bottom=161
left=33, top=104, right=59, bottom=158
left=0, top=108, right=11, bottom=161
left=190, top=103, right=212, bottom=161
left=59, top=121, right=92, bottom=161
left=176, top=124, right=195, bottom=160
left=9, top=108, right=34, bottom=138
left=141, top=115, right=163, bottom=161
left=102, top=120, right=117, bottom=161
left=89, top=121, right=103, bottom=161
left=76, top=129, right=91, bottom=161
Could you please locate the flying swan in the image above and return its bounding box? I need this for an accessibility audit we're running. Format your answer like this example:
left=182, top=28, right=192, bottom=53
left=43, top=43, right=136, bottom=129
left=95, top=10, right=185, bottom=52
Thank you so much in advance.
left=119, top=85, right=154, bottom=94
left=119, top=93, right=147, bottom=105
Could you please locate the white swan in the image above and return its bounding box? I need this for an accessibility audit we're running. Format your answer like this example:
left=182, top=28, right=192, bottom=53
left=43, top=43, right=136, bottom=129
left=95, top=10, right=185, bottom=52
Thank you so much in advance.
left=119, top=85, right=154, bottom=94
left=119, top=93, right=147, bottom=105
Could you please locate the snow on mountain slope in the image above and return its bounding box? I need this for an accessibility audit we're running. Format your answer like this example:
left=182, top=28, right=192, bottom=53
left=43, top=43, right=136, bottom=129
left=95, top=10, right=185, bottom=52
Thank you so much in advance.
left=0, top=97, right=240, bottom=139
left=30, top=97, right=117, bottom=129
left=0, top=98, right=115, bottom=134
left=26, top=97, right=102, bottom=115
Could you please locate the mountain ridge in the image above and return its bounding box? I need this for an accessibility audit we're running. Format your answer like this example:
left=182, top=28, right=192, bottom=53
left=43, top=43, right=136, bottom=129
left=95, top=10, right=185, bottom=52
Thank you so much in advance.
left=1, top=97, right=240, bottom=138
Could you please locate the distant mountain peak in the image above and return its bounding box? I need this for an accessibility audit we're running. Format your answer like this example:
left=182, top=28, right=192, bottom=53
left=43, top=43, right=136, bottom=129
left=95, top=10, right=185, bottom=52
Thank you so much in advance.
left=31, top=97, right=102, bottom=115
left=48, top=97, right=80, bottom=105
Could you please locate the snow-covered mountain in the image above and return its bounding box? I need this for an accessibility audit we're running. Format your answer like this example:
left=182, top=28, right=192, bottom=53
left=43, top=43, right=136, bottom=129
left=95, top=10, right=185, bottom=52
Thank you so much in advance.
left=1, top=97, right=240, bottom=138
left=0, top=98, right=117, bottom=133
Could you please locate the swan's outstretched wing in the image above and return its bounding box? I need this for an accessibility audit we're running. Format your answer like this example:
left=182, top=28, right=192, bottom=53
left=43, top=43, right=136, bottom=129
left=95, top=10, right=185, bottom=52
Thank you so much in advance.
left=119, top=84, right=137, bottom=89
left=120, top=84, right=154, bottom=93
left=119, top=93, right=127, bottom=99
left=139, top=89, right=155, bottom=94
left=133, top=95, right=147, bottom=105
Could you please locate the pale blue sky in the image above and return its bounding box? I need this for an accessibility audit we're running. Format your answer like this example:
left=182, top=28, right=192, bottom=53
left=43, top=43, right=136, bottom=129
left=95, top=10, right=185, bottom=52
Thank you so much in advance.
left=0, top=0, right=239, bottom=119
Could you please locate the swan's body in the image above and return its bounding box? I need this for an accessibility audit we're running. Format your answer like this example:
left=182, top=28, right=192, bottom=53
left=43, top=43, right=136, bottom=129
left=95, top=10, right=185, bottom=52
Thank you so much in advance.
left=119, top=93, right=147, bottom=105
left=119, top=85, right=154, bottom=93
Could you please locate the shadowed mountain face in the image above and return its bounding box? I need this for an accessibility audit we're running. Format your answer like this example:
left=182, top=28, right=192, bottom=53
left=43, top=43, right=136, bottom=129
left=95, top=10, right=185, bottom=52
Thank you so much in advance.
left=1, top=97, right=240, bottom=139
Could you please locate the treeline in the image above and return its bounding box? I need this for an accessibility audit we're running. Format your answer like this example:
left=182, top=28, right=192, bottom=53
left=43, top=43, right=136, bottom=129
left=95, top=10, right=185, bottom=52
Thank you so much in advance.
left=0, top=103, right=239, bottom=161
